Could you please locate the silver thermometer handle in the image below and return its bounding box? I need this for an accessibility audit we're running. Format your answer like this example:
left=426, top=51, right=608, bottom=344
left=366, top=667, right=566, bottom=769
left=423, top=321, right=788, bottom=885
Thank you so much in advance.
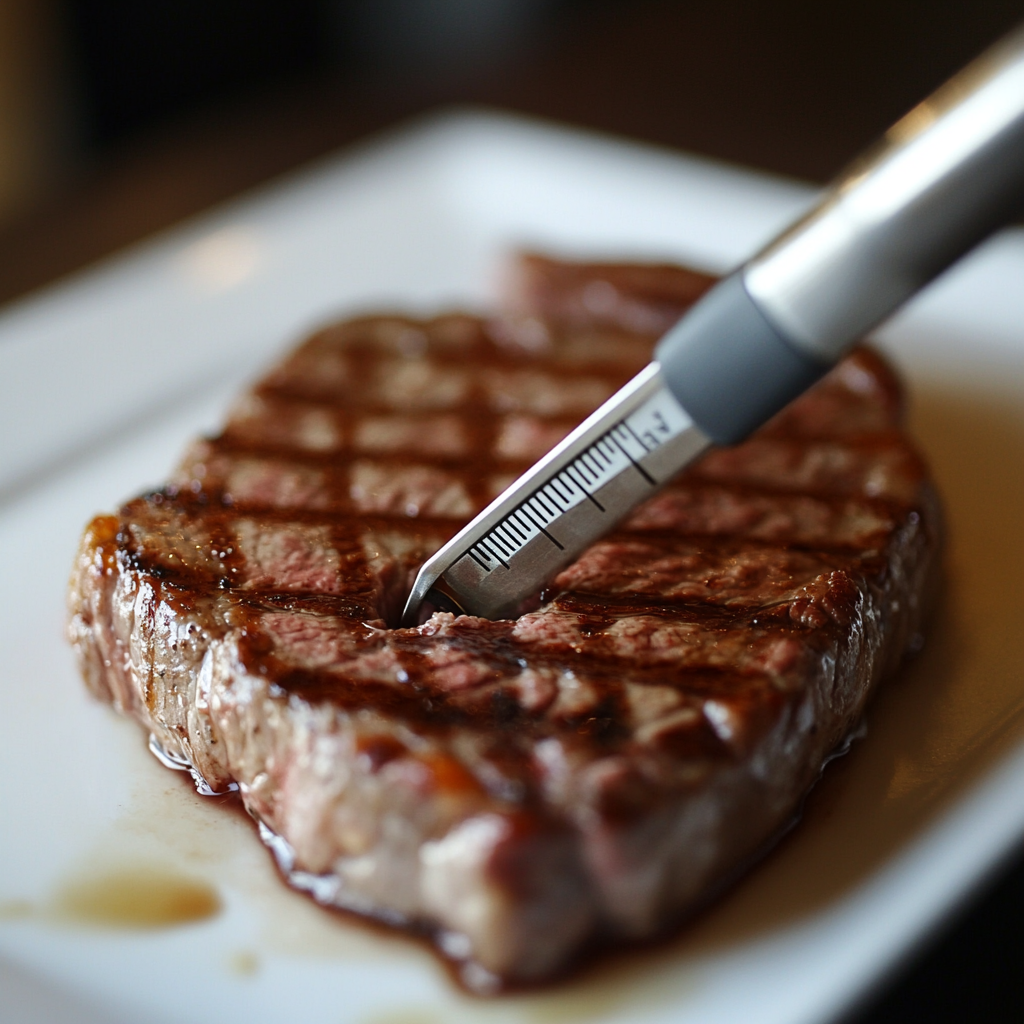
left=658, top=21, right=1024, bottom=445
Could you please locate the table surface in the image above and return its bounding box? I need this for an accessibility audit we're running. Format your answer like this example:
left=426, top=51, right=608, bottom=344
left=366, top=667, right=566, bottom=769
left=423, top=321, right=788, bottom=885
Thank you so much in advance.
left=1, top=2, right=1022, bottom=1019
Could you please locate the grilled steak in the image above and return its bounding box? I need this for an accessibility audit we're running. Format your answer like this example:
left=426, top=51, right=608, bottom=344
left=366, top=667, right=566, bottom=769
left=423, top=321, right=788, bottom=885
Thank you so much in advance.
left=67, top=255, right=941, bottom=989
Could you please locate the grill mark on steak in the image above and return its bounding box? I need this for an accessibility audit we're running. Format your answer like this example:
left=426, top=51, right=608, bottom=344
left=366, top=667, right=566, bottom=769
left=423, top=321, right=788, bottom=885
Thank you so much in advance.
left=552, top=535, right=866, bottom=606
left=625, top=484, right=902, bottom=552
left=67, top=253, right=941, bottom=990
left=170, top=436, right=921, bottom=518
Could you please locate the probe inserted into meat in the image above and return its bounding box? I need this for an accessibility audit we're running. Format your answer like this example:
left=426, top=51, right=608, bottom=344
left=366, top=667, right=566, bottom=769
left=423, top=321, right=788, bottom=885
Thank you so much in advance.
left=68, top=254, right=941, bottom=989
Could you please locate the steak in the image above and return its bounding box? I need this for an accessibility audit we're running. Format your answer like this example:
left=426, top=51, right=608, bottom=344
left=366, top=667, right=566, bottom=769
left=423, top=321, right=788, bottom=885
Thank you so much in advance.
left=67, top=254, right=941, bottom=990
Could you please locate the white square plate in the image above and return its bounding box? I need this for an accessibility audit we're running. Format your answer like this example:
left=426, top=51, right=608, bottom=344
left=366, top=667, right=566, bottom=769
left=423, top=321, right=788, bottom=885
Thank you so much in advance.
left=1, top=111, right=1022, bottom=1024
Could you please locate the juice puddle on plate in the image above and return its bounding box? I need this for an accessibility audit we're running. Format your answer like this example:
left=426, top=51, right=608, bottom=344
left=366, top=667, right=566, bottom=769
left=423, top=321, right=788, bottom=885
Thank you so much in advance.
left=669, top=382, right=1024, bottom=952
left=52, top=865, right=221, bottom=929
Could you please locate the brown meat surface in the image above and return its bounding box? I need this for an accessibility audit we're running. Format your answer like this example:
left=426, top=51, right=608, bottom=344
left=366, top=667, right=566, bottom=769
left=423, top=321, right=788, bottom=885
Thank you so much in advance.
left=67, top=255, right=941, bottom=989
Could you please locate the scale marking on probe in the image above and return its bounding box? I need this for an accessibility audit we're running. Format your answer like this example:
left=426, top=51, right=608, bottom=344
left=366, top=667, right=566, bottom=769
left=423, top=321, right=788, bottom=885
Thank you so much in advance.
left=461, top=412, right=673, bottom=577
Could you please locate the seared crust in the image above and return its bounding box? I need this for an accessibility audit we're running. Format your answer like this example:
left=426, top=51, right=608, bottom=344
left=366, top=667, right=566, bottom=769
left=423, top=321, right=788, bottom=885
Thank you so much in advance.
left=67, top=256, right=941, bottom=988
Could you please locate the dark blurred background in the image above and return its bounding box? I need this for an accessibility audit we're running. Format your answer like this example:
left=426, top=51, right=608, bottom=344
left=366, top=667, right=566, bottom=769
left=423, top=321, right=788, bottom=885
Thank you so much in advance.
left=2, top=1, right=1024, bottom=1018
left=1, top=0, right=1023, bottom=306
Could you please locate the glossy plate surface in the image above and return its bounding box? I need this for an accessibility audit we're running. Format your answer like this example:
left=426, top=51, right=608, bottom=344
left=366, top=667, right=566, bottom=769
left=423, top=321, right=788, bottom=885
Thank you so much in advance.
left=0, top=111, right=1022, bottom=1024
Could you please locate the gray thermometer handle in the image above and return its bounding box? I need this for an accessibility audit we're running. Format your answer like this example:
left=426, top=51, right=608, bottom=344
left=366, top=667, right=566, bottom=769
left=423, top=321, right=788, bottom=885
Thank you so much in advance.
left=657, top=22, right=1024, bottom=445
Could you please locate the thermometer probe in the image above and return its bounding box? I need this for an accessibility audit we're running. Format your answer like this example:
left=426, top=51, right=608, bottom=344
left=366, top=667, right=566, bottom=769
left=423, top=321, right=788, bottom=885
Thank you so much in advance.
left=403, top=24, right=1024, bottom=626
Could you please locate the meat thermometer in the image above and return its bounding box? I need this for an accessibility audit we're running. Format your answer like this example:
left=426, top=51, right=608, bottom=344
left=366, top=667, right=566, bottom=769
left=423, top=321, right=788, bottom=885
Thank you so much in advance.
left=402, top=24, right=1024, bottom=626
